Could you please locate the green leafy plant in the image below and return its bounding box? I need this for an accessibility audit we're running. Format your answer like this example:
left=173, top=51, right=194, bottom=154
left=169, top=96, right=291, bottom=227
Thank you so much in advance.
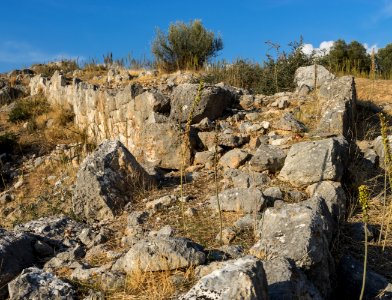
left=152, top=20, right=223, bottom=72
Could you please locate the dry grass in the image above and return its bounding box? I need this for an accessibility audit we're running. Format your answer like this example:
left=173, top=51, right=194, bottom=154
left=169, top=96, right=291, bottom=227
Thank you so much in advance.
left=356, top=78, right=392, bottom=114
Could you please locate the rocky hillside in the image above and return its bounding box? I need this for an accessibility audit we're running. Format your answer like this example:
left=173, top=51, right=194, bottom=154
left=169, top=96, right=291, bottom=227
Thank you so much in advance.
left=0, top=64, right=391, bottom=299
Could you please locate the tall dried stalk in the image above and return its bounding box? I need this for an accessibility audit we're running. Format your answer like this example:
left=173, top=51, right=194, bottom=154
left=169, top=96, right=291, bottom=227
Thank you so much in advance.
left=179, top=81, right=204, bottom=230
left=378, top=113, right=392, bottom=250
left=358, top=185, right=370, bottom=300
left=213, top=121, right=223, bottom=243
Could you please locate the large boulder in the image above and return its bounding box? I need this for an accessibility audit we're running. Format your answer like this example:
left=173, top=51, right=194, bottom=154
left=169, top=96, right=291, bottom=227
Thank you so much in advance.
left=209, top=187, right=265, bottom=213
left=278, top=137, right=349, bottom=187
left=317, top=76, right=357, bottom=140
left=0, top=229, right=36, bottom=297
left=294, top=65, right=335, bottom=90
left=263, top=257, right=322, bottom=300
left=112, top=236, right=205, bottom=272
left=170, top=84, right=234, bottom=124
left=72, top=140, right=155, bottom=223
left=8, top=267, right=75, bottom=300
left=250, top=197, right=334, bottom=298
left=180, top=256, right=269, bottom=300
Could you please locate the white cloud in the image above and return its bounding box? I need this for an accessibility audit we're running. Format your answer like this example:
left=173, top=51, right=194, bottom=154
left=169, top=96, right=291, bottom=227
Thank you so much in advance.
left=364, top=43, right=379, bottom=54
left=301, top=41, right=334, bottom=56
left=0, top=41, right=82, bottom=65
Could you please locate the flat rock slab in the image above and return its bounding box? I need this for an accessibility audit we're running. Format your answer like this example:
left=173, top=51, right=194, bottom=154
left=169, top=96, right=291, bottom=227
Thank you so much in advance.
left=219, top=149, right=250, bottom=169
left=180, top=256, right=269, bottom=300
left=209, top=187, right=265, bottom=213
left=278, top=137, right=348, bottom=187
left=112, top=236, right=205, bottom=272
left=8, top=267, right=75, bottom=300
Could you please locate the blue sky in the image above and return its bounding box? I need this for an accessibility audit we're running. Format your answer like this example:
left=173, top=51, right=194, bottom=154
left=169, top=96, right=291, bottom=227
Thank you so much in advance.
left=1, top=0, right=392, bottom=72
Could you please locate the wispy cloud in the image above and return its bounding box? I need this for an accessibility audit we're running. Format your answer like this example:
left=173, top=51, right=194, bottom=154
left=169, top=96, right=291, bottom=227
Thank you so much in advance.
left=0, top=41, right=82, bottom=65
left=364, top=43, right=379, bottom=54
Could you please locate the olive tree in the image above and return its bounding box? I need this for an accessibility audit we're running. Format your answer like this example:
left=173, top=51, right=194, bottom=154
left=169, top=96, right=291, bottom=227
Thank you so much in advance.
left=152, top=20, right=223, bottom=71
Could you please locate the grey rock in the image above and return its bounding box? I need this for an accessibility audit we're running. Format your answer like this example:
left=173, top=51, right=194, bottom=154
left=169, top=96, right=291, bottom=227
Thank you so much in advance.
left=263, top=257, right=322, bottom=300
left=294, top=65, right=335, bottom=89
left=373, top=135, right=392, bottom=168
left=180, top=256, right=269, bottom=300
left=8, top=267, right=75, bottom=300
left=15, top=215, right=86, bottom=245
left=287, top=190, right=307, bottom=202
left=34, top=240, right=54, bottom=257
left=250, top=197, right=334, bottom=298
left=170, top=84, right=234, bottom=124
left=218, top=245, right=245, bottom=259
left=145, top=195, right=176, bottom=212
left=198, top=132, right=249, bottom=149
left=209, top=187, right=265, bottom=213
left=336, top=255, right=392, bottom=299
left=112, top=236, right=205, bottom=272
left=0, top=229, right=36, bottom=297
left=275, top=113, right=306, bottom=133
left=194, top=150, right=215, bottom=167
left=227, top=169, right=270, bottom=188
left=317, top=76, right=356, bottom=140
left=278, top=137, right=349, bottom=187
left=249, top=144, right=286, bottom=173
left=72, top=140, right=155, bottom=223
left=219, top=149, right=250, bottom=169
left=263, top=187, right=283, bottom=205
left=239, top=94, right=255, bottom=109
left=234, top=214, right=257, bottom=231
left=345, top=222, right=377, bottom=242
left=306, top=181, right=346, bottom=224
left=127, top=210, right=149, bottom=227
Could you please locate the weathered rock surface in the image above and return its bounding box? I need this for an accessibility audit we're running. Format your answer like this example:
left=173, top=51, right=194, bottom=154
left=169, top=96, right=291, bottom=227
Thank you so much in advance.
left=8, top=267, right=75, bottom=300
left=250, top=197, right=334, bottom=298
left=225, top=169, right=270, bottom=188
left=336, top=255, right=392, bottom=299
left=0, top=229, right=36, bottom=297
left=278, top=137, right=348, bottom=187
left=72, top=140, right=154, bottom=223
left=306, top=181, right=346, bottom=224
left=294, top=64, right=335, bottom=89
left=170, top=83, right=234, bottom=124
left=209, top=187, right=265, bottom=213
left=112, top=236, right=205, bottom=272
left=249, top=144, right=286, bottom=173
left=275, top=112, right=306, bottom=133
left=180, top=256, right=269, bottom=300
left=219, top=149, right=250, bottom=169
left=317, top=76, right=356, bottom=139
left=263, top=257, right=322, bottom=300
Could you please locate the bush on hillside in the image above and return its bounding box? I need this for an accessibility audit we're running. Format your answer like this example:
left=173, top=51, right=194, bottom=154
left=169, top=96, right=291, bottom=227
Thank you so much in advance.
left=152, top=20, right=223, bottom=72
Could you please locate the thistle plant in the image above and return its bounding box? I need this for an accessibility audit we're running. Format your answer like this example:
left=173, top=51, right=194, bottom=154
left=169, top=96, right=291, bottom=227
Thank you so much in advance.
left=358, top=184, right=370, bottom=300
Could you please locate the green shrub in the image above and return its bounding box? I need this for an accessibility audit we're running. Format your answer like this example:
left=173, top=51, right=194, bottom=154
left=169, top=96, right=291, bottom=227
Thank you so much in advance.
left=9, top=97, right=50, bottom=123
left=203, top=39, right=312, bottom=95
left=152, top=20, right=223, bottom=72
